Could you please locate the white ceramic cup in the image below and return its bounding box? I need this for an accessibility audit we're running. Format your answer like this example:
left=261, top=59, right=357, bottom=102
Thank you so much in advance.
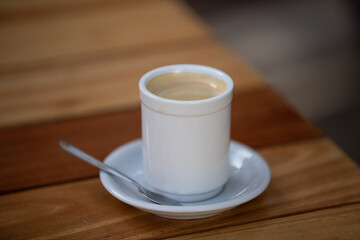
left=139, top=64, right=233, bottom=202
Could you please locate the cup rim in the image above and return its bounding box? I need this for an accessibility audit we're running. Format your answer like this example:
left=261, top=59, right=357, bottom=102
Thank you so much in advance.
left=139, top=64, right=233, bottom=105
left=139, top=64, right=234, bottom=116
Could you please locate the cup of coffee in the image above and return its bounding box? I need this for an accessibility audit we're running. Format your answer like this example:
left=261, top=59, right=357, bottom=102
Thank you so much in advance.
left=139, top=64, right=233, bottom=202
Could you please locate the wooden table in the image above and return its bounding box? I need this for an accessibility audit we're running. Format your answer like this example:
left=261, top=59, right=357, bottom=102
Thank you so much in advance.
left=1, top=0, right=359, bottom=239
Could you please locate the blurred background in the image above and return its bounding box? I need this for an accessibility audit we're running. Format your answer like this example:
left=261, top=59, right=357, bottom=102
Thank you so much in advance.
left=187, top=0, right=360, bottom=162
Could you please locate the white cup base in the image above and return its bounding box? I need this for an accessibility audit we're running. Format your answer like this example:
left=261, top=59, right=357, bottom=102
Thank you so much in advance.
left=153, top=184, right=226, bottom=203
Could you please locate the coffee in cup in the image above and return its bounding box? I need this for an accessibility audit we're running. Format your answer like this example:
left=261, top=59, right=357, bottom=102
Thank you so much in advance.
left=146, top=72, right=227, bottom=101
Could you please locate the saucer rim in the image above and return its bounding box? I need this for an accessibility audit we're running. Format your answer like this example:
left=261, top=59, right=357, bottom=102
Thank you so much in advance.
left=100, top=139, right=271, bottom=213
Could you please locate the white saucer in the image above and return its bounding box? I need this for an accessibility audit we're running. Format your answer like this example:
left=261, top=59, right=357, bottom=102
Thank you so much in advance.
left=100, top=139, right=271, bottom=219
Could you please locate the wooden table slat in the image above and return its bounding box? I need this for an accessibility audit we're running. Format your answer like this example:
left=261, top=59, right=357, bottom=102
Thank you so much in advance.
left=0, top=89, right=321, bottom=194
left=0, top=0, right=210, bottom=68
left=1, top=138, right=359, bottom=239
left=0, top=39, right=264, bottom=129
left=0, top=0, right=154, bottom=13
left=171, top=203, right=360, bottom=240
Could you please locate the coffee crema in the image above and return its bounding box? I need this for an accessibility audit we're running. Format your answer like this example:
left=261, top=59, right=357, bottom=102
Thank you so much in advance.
left=146, top=72, right=227, bottom=101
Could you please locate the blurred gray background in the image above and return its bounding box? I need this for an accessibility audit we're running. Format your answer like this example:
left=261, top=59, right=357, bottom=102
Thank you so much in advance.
left=187, top=0, right=360, bottom=163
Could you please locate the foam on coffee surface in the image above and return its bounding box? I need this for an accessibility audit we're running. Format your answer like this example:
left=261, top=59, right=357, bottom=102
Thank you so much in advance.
left=146, top=72, right=227, bottom=101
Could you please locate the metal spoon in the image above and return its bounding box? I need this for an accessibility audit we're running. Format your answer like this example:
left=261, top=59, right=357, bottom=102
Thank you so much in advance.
left=59, top=140, right=182, bottom=206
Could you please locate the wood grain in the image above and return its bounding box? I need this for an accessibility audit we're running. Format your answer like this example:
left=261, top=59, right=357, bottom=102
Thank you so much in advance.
left=0, top=39, right=264, bottom=129
left=170, top=203, right=360, bottom=240
left=0, top=138, right=359, bottom=239
left=231, top=88, right=321, bottom=146
left=0, top=88, right=321, bottom=194
left=0, top=0, right=210, bottom=69
left=0, top=0, right=147, bottom=13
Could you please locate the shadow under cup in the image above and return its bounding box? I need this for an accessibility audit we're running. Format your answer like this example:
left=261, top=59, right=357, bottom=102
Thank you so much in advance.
left=139, top=64, right=234, bottom=202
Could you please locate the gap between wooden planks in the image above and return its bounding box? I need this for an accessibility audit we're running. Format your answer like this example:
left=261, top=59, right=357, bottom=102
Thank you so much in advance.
left=0, top=138, right=359, bottom=239
left=0, top=88, right=321, bottom=194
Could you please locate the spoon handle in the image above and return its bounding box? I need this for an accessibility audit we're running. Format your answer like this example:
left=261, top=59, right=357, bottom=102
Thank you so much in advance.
left=59, top=140, right=141, bottom=189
